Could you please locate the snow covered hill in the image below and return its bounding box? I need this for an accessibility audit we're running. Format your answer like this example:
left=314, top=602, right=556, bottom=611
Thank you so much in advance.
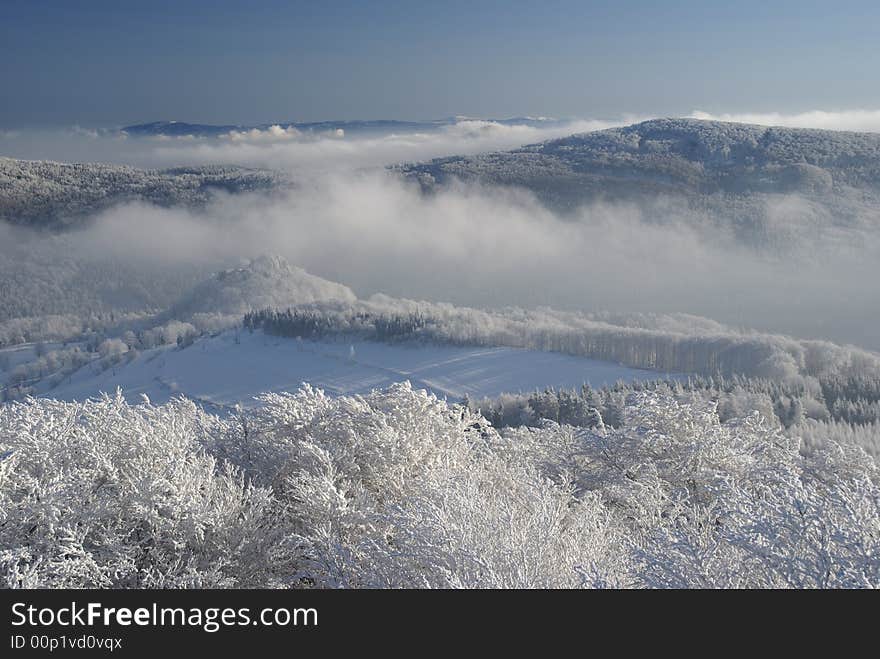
left=167, top=255, right=357, bottom=320
left=0, top=253, right=352, bottom=341
left=0, top=157, right=288, bottom=229
left=400, top=118, right=880, bottom=247
left=32, top=329, right=677, bottom=409
left=404, top=117, right=880, bottom=193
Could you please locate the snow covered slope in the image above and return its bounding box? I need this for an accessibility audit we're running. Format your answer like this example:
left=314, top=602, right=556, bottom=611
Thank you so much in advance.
left=400, top=118, right=880, bottom=247
left=0, top=157, right=287, bottom=229
left=404, top=118, right=880, bottom=195
left=167, top=255, right=356, bottom=320
left=35, top=330, right=677, bottom=409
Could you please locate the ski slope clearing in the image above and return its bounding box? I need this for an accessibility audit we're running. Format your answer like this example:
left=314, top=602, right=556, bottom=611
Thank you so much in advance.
left=33, top=330, right=678, bottom=409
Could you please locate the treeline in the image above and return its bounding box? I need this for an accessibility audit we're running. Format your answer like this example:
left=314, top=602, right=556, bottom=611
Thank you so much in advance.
left=470, top=376, right=808, bottom=430
left=1, top=345, right=94, bottom=401
left=0, top=157, right=285, bottom=229
left=821, top=373, right=880, bottom=424
left=1, top=320, right=200, bottom=402
left=244, top=308, right=432, bottom=342
left=469, top=374, right=880, bottom=459
left=244, top=302, right=880, bottom=457
left=244, top=300, right=880, bottom=386
left=473, top=374, right=880, bottom=429
left=0, top=311, right=156, bottom=349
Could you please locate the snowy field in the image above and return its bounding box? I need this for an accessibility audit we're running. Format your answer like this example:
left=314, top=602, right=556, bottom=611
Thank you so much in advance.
left=12, top=330, right=679, bottom=409
left=0, top=341, right=65, bottom=371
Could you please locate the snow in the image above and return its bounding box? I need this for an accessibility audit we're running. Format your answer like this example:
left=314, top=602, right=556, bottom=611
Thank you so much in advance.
left=0, top=343, right=58, bottom=371
left=33, top=330, right=679, bottom=409
left=0, top=341, right=67, bottom=381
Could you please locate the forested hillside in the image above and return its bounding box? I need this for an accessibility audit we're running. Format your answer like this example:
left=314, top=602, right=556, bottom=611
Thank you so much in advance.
left=241, top=302, right=880, bottom=458
left=245, top=301, right=880, bottom=384
left=0, top=158, right=287, bottom=229
left=400, top=118, right=880, bottom=246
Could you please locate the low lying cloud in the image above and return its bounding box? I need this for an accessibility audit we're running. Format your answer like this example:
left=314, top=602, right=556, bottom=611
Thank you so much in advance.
left=689, top=109, right=880, bottom=133
left=33, top=170, right=876, bottom=349
left=223, top=124, right=302, bottom=143
left=143, top=117, right=638, bottom=173
left=0, top=117, right=634, bottom=172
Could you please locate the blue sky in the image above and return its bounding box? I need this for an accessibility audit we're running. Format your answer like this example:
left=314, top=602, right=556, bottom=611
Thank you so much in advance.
left=2, top=0, right=879, bottom=127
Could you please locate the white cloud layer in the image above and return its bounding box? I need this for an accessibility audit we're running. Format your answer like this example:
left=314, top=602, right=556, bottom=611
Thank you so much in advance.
left=145, top=118, right=641, bottom=173
left=689, top=109, right=880, bottom=133
left=0, top=117, right=636, bottom=172
left=9, top=171, right=869, bottom=349
left=223, top=124, right=302, bottom=142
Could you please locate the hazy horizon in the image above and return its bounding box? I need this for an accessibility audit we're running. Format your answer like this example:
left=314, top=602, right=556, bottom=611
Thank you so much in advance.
left=4, top=1, right=880, bottom=128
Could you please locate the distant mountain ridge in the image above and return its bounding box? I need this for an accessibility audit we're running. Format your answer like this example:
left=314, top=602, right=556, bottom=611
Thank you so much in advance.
left=121, top=119, right=432, bottom=138
left=120, top=116, right=566, bottom=138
